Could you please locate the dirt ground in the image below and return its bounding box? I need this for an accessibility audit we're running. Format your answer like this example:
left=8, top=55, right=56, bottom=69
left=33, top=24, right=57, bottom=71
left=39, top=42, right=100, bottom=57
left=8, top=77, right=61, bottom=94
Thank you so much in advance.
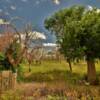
left=14, top=82, right=100, bottom=100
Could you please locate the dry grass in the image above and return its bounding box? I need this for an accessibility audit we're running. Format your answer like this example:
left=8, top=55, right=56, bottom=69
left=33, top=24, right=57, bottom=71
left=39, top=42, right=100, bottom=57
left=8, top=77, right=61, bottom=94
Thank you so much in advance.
left=1, top=60, right=100, bottom=99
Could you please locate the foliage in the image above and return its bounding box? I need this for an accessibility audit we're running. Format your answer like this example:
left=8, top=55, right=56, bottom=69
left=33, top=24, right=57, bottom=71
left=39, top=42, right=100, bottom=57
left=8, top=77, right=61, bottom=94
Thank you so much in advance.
left=44, top=5, right=100, bottom=83
left=0, top=52, right=14, bottom=71
left=17, top=64, right=24, bottom=82
left=0, top=39, right=22, bottom=73
left=79, top=9, right=100, bottom=60
left=45, top=5, right=100, bottom=61
left=45, top=6, right=82, bottom=61
left=0, top=52, right=5, bottom=60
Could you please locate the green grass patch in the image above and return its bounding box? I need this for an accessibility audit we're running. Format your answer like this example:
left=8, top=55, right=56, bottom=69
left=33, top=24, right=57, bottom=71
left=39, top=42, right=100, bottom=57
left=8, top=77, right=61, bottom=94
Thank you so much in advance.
left=20, top=60, right=100, bottom=85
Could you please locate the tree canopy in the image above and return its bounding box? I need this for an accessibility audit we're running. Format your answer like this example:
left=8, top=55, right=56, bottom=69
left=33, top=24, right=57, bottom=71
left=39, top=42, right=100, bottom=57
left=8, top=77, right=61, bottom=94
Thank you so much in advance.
left=44, top=6, right=100, bottom=84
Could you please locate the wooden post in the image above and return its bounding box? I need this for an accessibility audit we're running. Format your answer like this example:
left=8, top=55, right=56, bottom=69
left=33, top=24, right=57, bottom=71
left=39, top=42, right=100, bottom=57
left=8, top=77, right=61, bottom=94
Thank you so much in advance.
left=0, top=70, right=17, bottom=92
left=0, top=72, right=2, bottom=92
left=12, top=73, right=17, bottom=89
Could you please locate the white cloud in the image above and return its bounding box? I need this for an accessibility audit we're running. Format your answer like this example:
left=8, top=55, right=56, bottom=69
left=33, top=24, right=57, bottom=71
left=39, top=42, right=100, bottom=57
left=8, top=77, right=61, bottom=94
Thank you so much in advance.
left=87, top=5, right=93, bottom=11
left=87, top=5, right=100, bottom=13
left=43, top=43, right=57, bottom=47
left=10, top=5, right=16, bottom=10
left=53, top=0, right=60, bottom=5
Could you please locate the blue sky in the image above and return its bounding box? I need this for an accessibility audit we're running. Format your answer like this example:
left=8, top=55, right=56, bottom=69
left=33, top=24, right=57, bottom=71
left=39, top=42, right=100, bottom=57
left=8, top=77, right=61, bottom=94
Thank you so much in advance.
left=0, top=0, right=100, bottom=42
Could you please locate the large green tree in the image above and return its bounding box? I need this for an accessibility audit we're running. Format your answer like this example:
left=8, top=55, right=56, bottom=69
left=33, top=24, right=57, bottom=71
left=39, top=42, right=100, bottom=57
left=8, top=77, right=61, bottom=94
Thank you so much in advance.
left=44, top=6, right=100, bottom=84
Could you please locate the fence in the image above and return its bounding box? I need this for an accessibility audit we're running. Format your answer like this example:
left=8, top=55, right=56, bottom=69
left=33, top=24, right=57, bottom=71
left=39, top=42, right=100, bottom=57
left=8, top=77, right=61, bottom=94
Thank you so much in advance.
left=0, top=71, right=17, bottom=92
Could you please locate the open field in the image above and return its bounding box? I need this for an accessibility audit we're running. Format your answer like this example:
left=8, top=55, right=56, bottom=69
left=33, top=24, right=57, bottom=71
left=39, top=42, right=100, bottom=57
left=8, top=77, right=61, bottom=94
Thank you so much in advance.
left=1, top=60, right=100, bottom=100
left=21, top=60, right=100, bottom=84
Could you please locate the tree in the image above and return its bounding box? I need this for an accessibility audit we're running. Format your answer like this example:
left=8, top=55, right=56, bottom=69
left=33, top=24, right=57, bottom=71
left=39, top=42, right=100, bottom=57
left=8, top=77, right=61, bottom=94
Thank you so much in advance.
left=44, top=6, right=100, bottom=84
left=78, top=9, right=100, bottom=84
left=6, top=23, right=34, bottom=72
left=45, top=6, right=85, bottom=72
left=0, top=21, right=34, bottom=73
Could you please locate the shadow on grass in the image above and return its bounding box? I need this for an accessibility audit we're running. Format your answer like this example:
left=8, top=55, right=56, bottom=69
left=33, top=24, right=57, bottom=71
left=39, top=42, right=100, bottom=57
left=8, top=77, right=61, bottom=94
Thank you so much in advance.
left=22, top=70, right=83, bottom=85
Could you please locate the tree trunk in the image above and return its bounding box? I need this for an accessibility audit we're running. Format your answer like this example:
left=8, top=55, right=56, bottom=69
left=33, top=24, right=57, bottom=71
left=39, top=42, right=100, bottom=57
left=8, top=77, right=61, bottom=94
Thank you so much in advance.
left=67, top=59, right=72, bottom=72
left=87, top=60, right=96, bottom=85
left=29, top=63, right=31, bottom=72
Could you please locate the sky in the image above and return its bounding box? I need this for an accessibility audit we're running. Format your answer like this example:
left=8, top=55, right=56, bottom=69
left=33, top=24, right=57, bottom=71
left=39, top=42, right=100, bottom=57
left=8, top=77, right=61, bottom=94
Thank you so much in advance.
left=0, top=0, right=100, bottom=42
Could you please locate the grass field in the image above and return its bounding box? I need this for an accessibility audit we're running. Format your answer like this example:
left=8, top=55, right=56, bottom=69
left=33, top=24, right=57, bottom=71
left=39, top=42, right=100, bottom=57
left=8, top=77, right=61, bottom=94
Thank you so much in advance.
left=1, top=60, right=100, bottom=99
left=21, top=60, right=100, bottom=84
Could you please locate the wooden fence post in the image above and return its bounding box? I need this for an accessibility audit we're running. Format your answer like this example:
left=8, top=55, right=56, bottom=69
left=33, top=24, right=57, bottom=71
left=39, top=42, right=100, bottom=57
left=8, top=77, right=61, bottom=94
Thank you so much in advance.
left=0, top=70, right=17, bottom=92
